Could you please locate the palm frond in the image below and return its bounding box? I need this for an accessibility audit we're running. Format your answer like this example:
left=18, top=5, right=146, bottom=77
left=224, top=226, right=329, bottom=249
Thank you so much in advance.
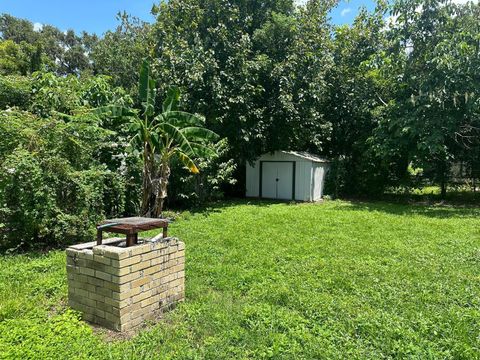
left=139, top=58, right=150, bottom=104
left=162, top=86, right=180, bottom=113
left=177, top=151, right=200, bottom=174
left=139, top=58, right=156, bottom=117
left=181, top=127, right=219, bottom=142
left=190, top=142, right=217, bottom=158
left=166, top=111, right=205, bottom=127
left=156, top=123, right=195, bottom=157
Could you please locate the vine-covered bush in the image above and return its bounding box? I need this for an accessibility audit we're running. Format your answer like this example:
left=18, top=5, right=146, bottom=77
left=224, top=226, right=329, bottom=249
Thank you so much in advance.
left=0, top=110, right=127, bottom=250
left=0, top=70, right=236, bottom=250
left=30, top=71, right=133, bottom=117
left=0, top=74, right=31, bottom=109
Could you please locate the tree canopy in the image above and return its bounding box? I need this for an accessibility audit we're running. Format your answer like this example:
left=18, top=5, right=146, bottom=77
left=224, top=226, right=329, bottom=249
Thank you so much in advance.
left=0, top=0, right=479, bottom=248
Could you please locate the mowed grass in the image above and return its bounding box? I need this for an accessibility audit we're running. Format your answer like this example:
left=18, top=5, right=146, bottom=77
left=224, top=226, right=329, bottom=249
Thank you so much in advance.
left=1, top=200, right=480, bottom=359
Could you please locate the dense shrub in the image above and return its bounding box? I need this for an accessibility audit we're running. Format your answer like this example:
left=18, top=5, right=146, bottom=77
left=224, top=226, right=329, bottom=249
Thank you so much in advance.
left=29, top=71, right=133, bottom=117
left=0, top=110, right=127, bottom=250
left=0, top=74, right=31, bottom=109
left=168, top=139, right=237, bottom=207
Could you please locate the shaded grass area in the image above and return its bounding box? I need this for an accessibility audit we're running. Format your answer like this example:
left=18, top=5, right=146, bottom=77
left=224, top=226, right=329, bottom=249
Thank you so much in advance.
left=1, top=200, right=480, bottom=359
left=382, top=185, right=480, bottom=205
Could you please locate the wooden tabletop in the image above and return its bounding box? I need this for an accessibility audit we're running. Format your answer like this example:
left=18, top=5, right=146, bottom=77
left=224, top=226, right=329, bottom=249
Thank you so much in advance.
left=98, top=217, right=169, bottom=235
left=96, top=217, right=169, bottom=247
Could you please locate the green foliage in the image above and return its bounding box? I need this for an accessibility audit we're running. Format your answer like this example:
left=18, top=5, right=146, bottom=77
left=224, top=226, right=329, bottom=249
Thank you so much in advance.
left=0, top=251, right=103, bottom=359
left=0, top=74, right=31, bottom=109
left=0, top=310, right=101, bottom=359
left=368, top=0, right=480, bottom=198
left=30, top=72, right=82, bottom=116
left=168, top=138, right=237, bottom=206
left=0, top=0, right=478, bottom=252
left=3, top=0, right=478, bottom=200
left=151, top=0, right=335, bottom=167
left=1, top=201, right=480, bottom=357
left=91, top=13, right=151, bottom=91
left=29, top=71, right=132, bottom=117
left=0, top=40, right=34, bottom=75
left=0, top=14, right=94, bottom=76
left=0, top=110, right=126, bottom=250
left=101, top=59, right=220, bottom=217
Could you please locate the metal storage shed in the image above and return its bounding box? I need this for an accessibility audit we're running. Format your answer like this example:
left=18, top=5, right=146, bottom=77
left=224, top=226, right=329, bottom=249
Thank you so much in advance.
left=246, top=151, right=330, bottom=201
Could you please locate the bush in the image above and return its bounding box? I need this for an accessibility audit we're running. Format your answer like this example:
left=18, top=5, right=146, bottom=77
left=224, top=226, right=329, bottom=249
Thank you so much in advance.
left=0, top=110, right=128, bottom=250
left=29, top=71, right=132, bottom=117
left=0, top=149, right=126, bottom=251
left=168, top=139, right=237, bottom=208
left=0, top=75, right=31, bottom=109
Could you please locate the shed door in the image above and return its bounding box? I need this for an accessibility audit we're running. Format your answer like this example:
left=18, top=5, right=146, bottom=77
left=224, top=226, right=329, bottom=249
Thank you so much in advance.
left=261, top=162, right=294, bottom=200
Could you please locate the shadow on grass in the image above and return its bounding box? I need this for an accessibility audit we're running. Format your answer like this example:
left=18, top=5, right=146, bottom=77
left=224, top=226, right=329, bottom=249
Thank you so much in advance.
left=176, top=197, right=480, bottom=220
left=331, top=200, right=480, bottom=219
left=173, top=198, right=290, bottom=217
left=382, top=191, right=480, bottom=205
left=6, top=197, right=479, bottom=255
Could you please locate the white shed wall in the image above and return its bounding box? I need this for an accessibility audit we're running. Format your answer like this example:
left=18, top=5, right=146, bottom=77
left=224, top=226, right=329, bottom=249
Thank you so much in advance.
left=246, top=160, right=260, bottom=197
left=246, top=151, right=313, bottom=201
left=246, top=151, right=329, bottom=201
left=294, top=160, right=312, bottom=201
left=311, top=163, right=329, bottom=201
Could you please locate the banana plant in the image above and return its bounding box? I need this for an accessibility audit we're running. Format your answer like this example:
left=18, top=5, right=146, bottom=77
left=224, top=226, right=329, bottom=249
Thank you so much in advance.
left=97, top=59, right=218, bottom=217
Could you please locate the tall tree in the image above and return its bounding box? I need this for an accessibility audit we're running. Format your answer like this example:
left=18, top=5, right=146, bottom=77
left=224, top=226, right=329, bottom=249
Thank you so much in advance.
left=0, top=14, right=38, bottom=44
left=372, top=0, right=480, bottom=198
left=0, top=14, right=93, bottom=75
left=91, top=13, right=151, bottom=91
left=323, top=3, right=398, bottom=196
left=150, top=0, right=335, bottom=181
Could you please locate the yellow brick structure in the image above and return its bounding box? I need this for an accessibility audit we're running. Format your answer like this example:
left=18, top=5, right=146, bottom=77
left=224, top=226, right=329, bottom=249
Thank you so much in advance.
left=66, top=237, right=185, bottom=332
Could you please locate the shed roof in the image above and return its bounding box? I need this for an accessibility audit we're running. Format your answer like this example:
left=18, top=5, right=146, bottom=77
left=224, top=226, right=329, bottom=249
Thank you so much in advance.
left=281, top=151, right=329, bottom=163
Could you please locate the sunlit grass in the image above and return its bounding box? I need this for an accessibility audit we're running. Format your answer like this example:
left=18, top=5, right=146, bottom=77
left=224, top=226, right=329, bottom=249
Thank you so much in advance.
left=1, top=200, right=480, bottom=359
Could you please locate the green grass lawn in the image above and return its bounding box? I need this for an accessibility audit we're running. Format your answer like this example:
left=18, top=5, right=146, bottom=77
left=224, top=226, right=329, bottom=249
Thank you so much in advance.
left=1, top=200, right=480, bottom=359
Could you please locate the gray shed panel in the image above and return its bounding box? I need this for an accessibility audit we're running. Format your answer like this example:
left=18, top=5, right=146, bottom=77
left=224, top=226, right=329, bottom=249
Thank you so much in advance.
left=246, top=151, right=329, bottom=201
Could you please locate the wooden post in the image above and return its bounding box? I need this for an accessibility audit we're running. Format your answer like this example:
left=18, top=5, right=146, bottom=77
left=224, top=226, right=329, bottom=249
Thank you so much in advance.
left=96, top=229, right=103, bottom=246
left=126, top=233, right=137, bottom=247
left=163, top=225, right=168, bottom=239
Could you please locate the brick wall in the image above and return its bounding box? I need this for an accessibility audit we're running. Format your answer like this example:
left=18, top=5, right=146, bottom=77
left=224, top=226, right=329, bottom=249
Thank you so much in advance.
left=66, top=237, right=185, bottom=332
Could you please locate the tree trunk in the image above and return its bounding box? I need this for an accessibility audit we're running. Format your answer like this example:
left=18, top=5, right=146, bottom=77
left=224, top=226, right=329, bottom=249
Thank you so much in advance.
left=440, top=178, right=447, bottom=200
left=141, top=144, right=154, bottom=216
left=153, top=160, right=170, bottom=218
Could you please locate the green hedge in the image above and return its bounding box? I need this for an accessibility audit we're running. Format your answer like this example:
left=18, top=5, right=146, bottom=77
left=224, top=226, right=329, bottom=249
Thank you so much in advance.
left=0, top=110, right=128, bottom=250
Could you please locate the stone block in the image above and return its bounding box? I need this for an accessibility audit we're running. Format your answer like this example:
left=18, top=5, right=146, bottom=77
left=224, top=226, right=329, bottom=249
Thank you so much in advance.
left=112, top=287, right=141, bottom=301
left=67, top=236, right=185, bottom=332
left=86, top=276, right=105, bottom=288
left=130, top=260, right=152, bottom=273
left=93, top=254, right=111, bottom=266
left=111, top=271, right=141, bottom=285
left=130, top=276, right=151, bottom=289
left=110, top=266, right=131, bottom=277
left=79, top=267, right=94, bottom=277
left=93, top=270, right=111, bottom=282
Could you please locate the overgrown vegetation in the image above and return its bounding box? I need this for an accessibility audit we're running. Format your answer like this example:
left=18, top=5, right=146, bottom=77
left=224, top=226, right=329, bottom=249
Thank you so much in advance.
left=1, top=201, right=480, bottom=358
left=0, top=0, right=479, bottom=248
left=0, top=2, right=479, bottom=357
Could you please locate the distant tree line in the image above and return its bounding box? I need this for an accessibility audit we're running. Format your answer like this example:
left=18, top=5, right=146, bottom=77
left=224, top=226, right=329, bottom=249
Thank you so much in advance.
left=0, top=0, right=479, bottom=248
